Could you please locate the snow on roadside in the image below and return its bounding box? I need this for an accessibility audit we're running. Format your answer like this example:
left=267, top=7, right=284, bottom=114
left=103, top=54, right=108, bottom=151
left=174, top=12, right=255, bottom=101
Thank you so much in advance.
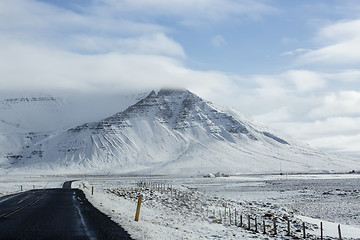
left=297, top=215, right=360, bottom=239
left=76, top=178, right=344, bottom=240
left=0, top=175, right=64, bottom=197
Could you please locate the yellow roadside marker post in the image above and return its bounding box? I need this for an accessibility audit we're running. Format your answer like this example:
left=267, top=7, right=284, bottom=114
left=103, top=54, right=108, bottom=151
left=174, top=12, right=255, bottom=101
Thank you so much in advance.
left=135, top=194, right=143, bottom=221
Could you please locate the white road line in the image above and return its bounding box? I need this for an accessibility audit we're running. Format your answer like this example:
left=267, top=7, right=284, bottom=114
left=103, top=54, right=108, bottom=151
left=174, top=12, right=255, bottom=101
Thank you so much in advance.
left=0, top=193, right=23, bottom=204
left=72, top=192, right=97, bottom=240
left=28, top=194, right=46, bottom=206
left=0, top=207, right=23, bottom=218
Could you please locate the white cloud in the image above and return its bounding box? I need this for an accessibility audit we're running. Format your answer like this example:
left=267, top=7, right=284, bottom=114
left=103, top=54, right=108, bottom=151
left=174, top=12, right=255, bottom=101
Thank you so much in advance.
left=0, top=39, right=239, bottom=96
left=256, top=107, right=292, bottom=122
left=253, top=70, right=326, bottom=94
left=232, top=73, right=318, bottom=121
left=96, top=0, right=278, bottom=25
left=246, top=68, right=360, bottom=156
left=118, top=33, right=186, bottom=57
left=281, top=48, right=310, bottom=56
left=253, top=76, right=289, bottom=97
left=0, top=0, right=277, bottom=94
left=274, top=117, right=360, bottom=139
left=269, top=117, right=360, bottom=155
left=297, top=38, right=360, bottom=66
left=0, top=0, right=161, bottom=36
left=211, top=35, right=227, bottom=47
left=325, top=70, right=360, bottom=82
left=71, top=33, right=186, bottom=57
left=307, top=133, right=360, bottom=155
left=316, top=19, right=360, bottom=44
left=284, top=70, right=326, bottom=92
left=309, top=91, right=360, bottom=119
left=296, top=19, right=360, bottom=67
left=0, top=0, right=275, bottom=98
left=0, top=0, right=168, bottom=54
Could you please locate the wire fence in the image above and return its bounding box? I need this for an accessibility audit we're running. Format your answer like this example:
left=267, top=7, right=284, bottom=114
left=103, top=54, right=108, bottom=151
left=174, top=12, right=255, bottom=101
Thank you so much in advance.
left=133, top=180, right=345, bottom=240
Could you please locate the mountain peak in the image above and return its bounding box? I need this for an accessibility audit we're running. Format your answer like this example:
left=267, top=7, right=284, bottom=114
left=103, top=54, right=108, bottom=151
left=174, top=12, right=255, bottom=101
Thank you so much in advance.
left=69, top=89, right=259, bottom=142
left=6, top=89, right=358, bottom=175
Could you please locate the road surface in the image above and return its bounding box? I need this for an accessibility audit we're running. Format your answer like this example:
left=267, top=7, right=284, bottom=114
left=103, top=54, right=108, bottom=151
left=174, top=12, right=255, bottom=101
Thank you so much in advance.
left=0, top=181, right=133, bottom=240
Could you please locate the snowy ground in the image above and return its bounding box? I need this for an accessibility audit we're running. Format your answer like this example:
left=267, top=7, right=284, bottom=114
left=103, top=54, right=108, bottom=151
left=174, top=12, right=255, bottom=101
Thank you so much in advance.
left=76, top=174, right=360, bottom=240
left=1, top=174, right=360, bottom=239
left=0, top=174, right=65, bottom=196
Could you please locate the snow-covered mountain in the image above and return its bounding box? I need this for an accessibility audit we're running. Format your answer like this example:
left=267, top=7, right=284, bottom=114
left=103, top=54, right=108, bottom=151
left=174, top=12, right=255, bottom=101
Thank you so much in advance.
left=0, top=91, right=146, bottom=170
left=1, top=89, right=358, bottom=175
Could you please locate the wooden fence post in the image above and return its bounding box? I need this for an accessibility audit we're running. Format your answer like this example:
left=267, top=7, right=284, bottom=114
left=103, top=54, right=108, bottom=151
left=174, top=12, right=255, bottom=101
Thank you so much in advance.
left=240, top=214, right=243, bottom=227
left=247, top=215, right=251, bottom=230
left=229, top=208, right=232, bottom=225
left=91, top=186, right=94, bottom=195
left=320, top=222, right=323, bottom=240
left=134, top=195, right=143, bottom=221
left=235, top=209, right=237, bottom=226
left=338, top=224, right=342, bottom=240
left=287, top=219, right=290, bottom=236
left=273, top=218, right=277, bottom=235
left=219, top=210, right=222, bottom=223
left=303, top=222, right=306, bottom=238
left=263, top=220, right=266, bottom=234
left=255, top=217, right=258, bottom=232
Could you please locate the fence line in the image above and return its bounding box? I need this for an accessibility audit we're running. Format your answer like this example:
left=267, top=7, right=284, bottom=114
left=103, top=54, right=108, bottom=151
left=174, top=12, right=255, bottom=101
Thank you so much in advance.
left=136, top=181, right=343, bottom=239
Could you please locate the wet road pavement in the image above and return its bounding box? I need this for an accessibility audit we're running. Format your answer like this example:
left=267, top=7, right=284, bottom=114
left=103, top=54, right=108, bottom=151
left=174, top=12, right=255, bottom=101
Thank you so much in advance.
left=0, top=181, right=133, bottom=240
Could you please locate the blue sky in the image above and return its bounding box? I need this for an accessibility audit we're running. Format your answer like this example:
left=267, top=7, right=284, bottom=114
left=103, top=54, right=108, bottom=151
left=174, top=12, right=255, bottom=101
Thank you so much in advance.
left=1, top=0, right=360, bottom=157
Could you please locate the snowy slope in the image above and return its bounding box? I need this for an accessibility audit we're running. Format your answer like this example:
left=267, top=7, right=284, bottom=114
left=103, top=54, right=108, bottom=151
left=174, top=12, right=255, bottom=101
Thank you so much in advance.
left=6, top=89, right=358, bottom=175
left=0, top=91, right=146, bottom=168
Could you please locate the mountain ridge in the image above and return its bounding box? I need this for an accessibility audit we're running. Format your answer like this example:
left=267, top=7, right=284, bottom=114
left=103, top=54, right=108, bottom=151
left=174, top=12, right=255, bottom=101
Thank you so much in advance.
left=1, top=89, right=359, bottom=175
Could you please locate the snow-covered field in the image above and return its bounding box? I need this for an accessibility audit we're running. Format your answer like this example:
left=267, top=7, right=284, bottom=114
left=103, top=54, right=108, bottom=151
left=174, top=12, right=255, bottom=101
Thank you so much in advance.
left=77, top=174, right=360, bottom=240
left=1, top=174, right=360, bottom=239
left=0, top=175, right=65, bottom=196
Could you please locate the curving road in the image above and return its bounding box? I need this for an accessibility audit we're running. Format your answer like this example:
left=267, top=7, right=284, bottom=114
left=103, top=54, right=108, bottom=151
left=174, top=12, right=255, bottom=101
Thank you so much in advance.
left=0, top=181, right=133, bottom=240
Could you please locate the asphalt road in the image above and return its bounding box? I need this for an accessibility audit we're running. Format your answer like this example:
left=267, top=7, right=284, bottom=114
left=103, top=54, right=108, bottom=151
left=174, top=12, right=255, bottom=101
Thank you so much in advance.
left=0, top=181, right=133, bottom=240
